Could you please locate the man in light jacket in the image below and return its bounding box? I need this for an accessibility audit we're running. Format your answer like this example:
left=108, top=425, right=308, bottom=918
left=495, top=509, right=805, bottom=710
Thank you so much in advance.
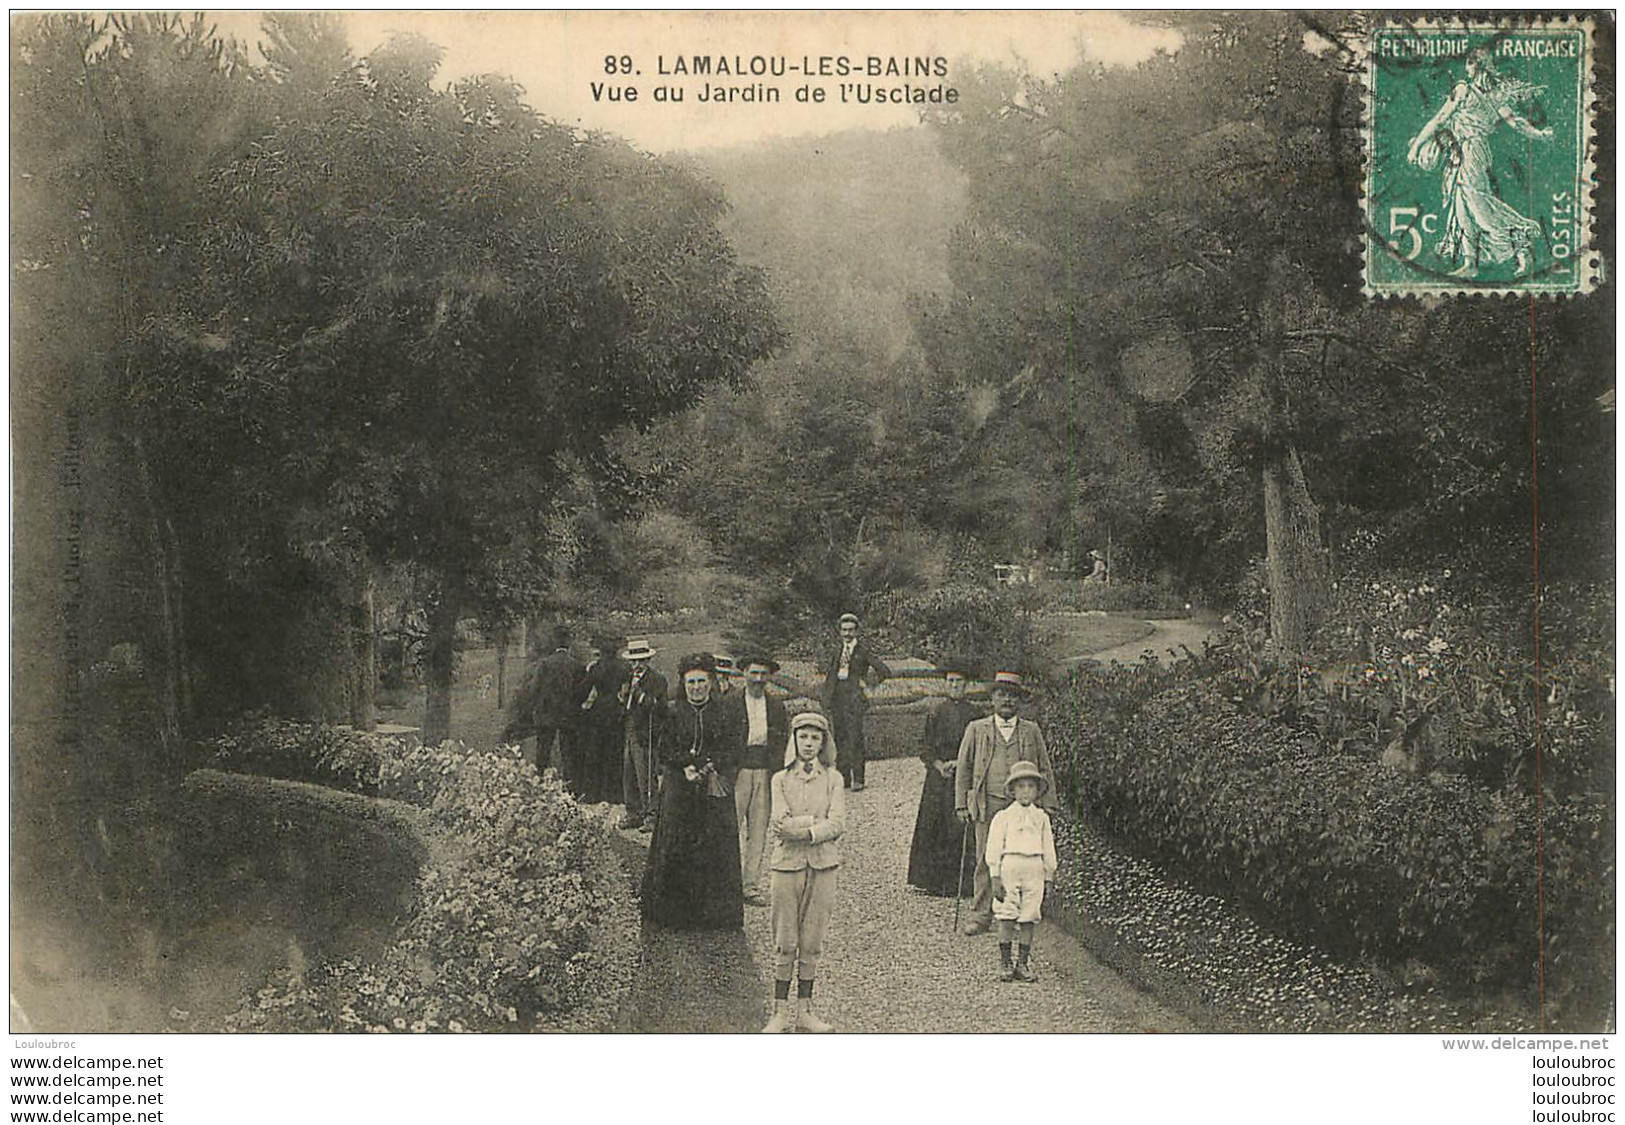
left=954, top=671, right=1059, bottom=936
left=724, top=648, right=790, bottom=906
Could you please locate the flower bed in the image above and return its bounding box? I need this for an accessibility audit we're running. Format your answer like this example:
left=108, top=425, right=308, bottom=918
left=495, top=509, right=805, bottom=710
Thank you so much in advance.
left=210, top=724, right=636, bottom=1033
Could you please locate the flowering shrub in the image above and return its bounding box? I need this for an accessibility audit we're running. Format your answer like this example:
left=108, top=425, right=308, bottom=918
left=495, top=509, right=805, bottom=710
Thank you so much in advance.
left=868, top=582, right=1054, bottom=673
left=1217, top=575, right=1613, bottom=798
left=212, top=727, right=634, bottom=1033
left=210, top=712, right=391, bottom=795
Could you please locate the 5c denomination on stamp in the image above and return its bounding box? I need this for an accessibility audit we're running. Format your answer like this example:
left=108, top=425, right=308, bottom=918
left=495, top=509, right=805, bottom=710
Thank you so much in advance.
left=1363, top=19, right=1599, bottom=297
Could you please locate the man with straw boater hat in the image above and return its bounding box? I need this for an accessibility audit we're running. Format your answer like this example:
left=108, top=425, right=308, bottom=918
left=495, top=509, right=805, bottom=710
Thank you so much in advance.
left=954, top=670, right=1058, bottom=936
left=617, top=638, right=666, bottom=830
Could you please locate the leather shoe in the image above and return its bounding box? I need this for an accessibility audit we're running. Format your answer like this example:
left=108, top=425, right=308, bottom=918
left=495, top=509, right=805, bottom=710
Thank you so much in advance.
left=744, top=890, right=769, bottom=907
left=1013, top=962, right=1038, bottom=983
left=797, top=1006, right=835, bottom=1033
left=618, top=813, right=642, bottom=830
left=850, top=782, right=865, bottom=792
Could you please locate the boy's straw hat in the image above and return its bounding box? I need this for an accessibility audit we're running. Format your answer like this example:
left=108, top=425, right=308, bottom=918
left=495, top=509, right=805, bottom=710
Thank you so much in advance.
left=1005, top=759, right=1048, bottom=798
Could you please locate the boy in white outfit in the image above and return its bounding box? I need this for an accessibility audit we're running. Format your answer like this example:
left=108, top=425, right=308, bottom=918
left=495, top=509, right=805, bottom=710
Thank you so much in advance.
left=986, top=759, right=1058, bottom=982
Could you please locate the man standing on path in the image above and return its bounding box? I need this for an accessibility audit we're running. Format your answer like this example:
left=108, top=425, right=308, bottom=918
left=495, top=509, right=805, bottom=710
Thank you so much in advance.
left=818, top=613, right=892, bottom=791
left=955, top=671, right=1058, bottom=936
left=618, top=638, right=667, bottom=831
left=503, top=623, right=581, bottom=777
left=577, top=633, right=629, bottom=803
left=725, top=648, right=788, bottom=906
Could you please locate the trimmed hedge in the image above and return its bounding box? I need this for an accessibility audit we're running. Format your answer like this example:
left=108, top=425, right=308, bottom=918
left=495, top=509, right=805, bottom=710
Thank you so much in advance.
left=210, top=724, right=636, bottom=1033
left=177, top=770, right=437, bottom=963
left=1039, top=669, right=1613, bottom=1029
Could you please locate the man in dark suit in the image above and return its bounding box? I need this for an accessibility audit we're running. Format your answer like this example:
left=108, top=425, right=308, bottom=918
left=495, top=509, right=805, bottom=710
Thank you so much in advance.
left=724, top=648, right=790, bottom=906
left=503, top=623, right=581, bottom=778
left=617, top=638, right=667, bottom=830
left=818, top=612, right=892, bottom=791
left=576, top=633, right=630, bottom=803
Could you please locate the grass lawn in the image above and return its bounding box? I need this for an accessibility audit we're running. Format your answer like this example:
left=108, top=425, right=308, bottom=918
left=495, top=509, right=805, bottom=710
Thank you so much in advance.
left=1043, top=612, right=1156, bottom=661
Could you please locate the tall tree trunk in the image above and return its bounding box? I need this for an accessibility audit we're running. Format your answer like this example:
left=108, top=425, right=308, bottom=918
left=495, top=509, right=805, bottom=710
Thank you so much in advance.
left=349, top=564, right=377, bottom=731
left=1262, top=444, right=1329, bottom=657
left=129, top=435, right=182, bottom=759
left=494, top=624, right=510, bottom=712
left=423, top=586, right=459, bottom=744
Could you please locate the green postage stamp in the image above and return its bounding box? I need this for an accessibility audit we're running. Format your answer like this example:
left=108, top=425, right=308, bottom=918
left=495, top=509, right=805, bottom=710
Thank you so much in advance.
left=1364, top=19, right=1599, bottom=297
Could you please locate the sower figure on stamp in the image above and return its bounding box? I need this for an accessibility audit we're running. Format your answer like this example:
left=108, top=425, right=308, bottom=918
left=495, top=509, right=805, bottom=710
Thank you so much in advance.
left=818, top=612, right=891, bottom=791
left=503, top=623, right=580, bottom=777
left=954, top=671, right=1058, bottom=936
left=724, top=647, right=788, bottom=907
left=617, top=638, right=667, bottom=831
left=1406, top=45, right=1551, bottom=280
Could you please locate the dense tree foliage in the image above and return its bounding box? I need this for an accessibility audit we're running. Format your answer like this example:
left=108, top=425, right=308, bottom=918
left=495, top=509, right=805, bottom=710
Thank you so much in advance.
left=13, top=14, right=780, bottom=747
left=923, top=12, right=1613, bottom=642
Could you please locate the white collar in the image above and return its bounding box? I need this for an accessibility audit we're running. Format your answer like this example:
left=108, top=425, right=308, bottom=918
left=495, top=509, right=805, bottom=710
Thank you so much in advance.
left=994, top=714, right=1018, bottom=729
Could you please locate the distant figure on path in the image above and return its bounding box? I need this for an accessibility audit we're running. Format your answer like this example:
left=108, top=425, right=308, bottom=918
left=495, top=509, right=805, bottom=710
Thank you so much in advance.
left=1084, top=549, right=1109, bottom=584
left=618, top=638, right=666, bottom=831
left=987, top=760, right=1058, bottom=982
left=577, top=633, right=629, bottom=803
left=724, top=648, right=789, bottom=907
left=762, top=710, right=846, bottom=1033
left=907, top=655, right=981, bottom=896
left=818, top=612, right=892, bottom=791
left=641, top=652, right=744, bottom=930
left=954, top=671, right=1058, bottom=936
left=503, top=623, right=580, bottom=777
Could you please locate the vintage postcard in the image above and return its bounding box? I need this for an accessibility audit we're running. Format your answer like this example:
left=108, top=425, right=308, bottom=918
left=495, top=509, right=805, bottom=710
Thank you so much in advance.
left=8, top=9, right=1615, bottom=1121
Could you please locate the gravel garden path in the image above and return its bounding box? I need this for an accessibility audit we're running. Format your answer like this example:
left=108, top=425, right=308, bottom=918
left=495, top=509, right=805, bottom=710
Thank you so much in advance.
left=1073, top=615, right=1218, bottom=668
left=614, top=757, right=1190, bottom=1033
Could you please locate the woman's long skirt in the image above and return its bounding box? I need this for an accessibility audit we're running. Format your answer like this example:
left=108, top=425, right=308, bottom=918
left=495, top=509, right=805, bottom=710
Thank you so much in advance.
left=641, top=771, right=744, bottom=929
left=906, top=764, right=976, bottom=896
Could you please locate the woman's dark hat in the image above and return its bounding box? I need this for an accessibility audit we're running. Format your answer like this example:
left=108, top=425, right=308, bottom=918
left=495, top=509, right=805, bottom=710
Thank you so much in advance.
left=676, top=651, right=717, bottom=677
left=937, top=653, right=975, bottom=678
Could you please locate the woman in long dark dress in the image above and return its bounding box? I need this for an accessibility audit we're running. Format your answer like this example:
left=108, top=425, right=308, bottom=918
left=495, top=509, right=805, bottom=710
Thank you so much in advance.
left=907, top=657, right=981, bottom=895
left=640, top=652, right=745, bottom=929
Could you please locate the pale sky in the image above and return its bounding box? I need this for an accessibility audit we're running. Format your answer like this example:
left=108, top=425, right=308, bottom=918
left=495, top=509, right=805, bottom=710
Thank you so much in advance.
left=210, top=10, right=1182, bottom=152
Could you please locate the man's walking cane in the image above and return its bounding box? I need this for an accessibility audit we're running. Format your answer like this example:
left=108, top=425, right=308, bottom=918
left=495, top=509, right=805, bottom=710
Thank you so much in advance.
left=953, top=818, right=971, bottom=932
left=644, top=711, right=658, bottom=822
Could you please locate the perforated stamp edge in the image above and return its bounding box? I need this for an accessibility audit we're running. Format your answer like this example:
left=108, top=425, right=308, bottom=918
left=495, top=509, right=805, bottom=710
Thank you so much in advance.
left=1356, top=15, right=1601, bottom=300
